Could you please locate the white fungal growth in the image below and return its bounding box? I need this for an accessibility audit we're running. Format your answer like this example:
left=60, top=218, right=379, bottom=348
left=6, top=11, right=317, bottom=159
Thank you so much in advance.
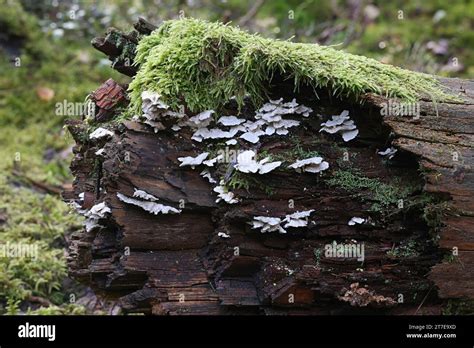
left=239, top=130, right=265, bottom=144
left=89, top=127, right=113, bottom=140
left=200, top=170, right=217, bottom=184
left=191, top=127, right=239, bottom=142
left=140, top=91, right=185, bottom=132
left=218, top=232, right=230, bottom=239
left=87, top=202, right=111, bottom=218
left=178, top=152, right=209, bottom=167
left=203, top=154, right=224, bottom=167
left=188, top=110, right=214, bottom=128
left=234, top=150, right=281, bottom=174
left=378, top=147, right=398, bottom=160
left=188, top=98, right=311, bottom=144
left=283, top=210, right=314, bottom=228
left=320, top=110, right=359, bottom=142
left=218, top=115, right=245, bottom=126
left=83, top=202, right=111, bottom=233
left=238, top=98, right=310, bottom=143
left=348, top=217, right=366, bottom=226
left=250, top=216, right=286, bottom=233
left=288, top=156, right=329, bottom=174
left=250, top=210, right=314, bottom=233
left=213, top=185, right=239, bottom=204
left=117, top=192, right=181, bottom=215
left=95, top=148, right=106, bottom=156
left=133, top=188, right=158, bottom=202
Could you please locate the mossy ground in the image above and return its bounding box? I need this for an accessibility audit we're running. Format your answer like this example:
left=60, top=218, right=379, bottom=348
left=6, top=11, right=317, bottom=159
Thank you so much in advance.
left=0, top=1, right=123, bottom=314
left=129, top=18, right=455, bottom=116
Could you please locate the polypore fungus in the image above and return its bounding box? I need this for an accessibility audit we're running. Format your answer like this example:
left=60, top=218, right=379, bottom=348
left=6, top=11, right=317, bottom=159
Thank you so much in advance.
left=89, top=127, right=113, bottom=140
left=116, top=192, right=181, bottom=215
left=320, top=110, right=359, bottom=142
left=348, top=217, right=366, bottom=226
left=378, top=147, right=398, bottom=160
left=288, top=156, right=329, bottom=173
left=83, top=202, right=111, bottom=232
left=213, top=185, right=239, bottom=204
left=178, top=152, right=209, bottom=168
left=234, top=150, right=281, bottom=174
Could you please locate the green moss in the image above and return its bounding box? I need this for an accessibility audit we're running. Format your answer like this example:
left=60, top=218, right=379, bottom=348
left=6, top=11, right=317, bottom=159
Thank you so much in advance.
left=443, top=299, right=474, bottom=315
left=387, top=239, right=419, bottom=258
left=227, top=171, right=274, bottom=196
left=327, top=169, right=415, bottom=212
left=129, top=18, right=455, bottom=115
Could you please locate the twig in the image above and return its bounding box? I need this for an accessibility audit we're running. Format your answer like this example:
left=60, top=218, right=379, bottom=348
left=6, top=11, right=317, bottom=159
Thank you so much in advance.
left=238, top=0, right=265, bottom=27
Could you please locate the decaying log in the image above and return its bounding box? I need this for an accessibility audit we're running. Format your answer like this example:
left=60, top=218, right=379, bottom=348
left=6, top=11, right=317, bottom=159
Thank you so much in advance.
left=65, top=19, right=474, bottom=315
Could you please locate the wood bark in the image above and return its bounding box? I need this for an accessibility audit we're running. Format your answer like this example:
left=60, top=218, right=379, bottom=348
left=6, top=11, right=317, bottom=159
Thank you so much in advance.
left=64, top=19, right=474, bottom=315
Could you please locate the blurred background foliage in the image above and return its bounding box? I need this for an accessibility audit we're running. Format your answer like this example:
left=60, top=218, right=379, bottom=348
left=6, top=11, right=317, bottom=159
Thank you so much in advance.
left=0, top=0, right=472, bottom=314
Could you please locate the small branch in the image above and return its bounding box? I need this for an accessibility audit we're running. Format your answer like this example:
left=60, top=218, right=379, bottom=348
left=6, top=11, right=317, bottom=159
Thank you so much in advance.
left=238, top=0, right=265, bottom=27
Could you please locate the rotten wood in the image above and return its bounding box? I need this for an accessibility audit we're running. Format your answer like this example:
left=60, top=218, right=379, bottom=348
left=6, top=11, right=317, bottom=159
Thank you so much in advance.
left=64, top=19, right=474, bottom=315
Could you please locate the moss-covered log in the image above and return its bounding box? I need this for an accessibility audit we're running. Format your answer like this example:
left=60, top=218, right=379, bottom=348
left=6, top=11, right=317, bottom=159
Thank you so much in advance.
left=64, top=19, right=474, bottom=315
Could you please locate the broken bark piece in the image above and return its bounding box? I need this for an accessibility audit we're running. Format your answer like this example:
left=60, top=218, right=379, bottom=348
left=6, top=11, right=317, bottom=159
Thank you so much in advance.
left=90, top=79, right=128, bottom=122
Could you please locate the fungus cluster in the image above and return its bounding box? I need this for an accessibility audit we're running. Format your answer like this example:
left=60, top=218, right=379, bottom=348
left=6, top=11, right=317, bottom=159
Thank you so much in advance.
left=116, top=188, right=181, bottom=215
left=348, top=217, right=365, bottom=226
left=320, top=110, right=359, bottom=142
left=250, top=209, right=314, bottom=234
left=234, top=150, right=282, bottom=174
left=378, top=147, right=397, bottom=160
left=89, top=127, right=113, bottom=140
left=140, top=91, right=186, bottom=132
left=288, top=156, right=329, bottom=174
left=84, top=202, right=111, bottom=232
left=213, top=183, right=239, bottom=204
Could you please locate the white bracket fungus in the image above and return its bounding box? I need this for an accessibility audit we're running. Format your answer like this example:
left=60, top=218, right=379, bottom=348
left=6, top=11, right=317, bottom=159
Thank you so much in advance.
left=188, top=110, right=215, bottom=128
left=288, top=156, right=329, bottom=173
left=348, top=217, right=366, bottom=226
left=320, top=110, right=359, bottom=142
left=191, top=127, right=239, bottom=142
left=200, top=170, right=217, bottom=184
left=141, top=91, right=186, bottom=132
left=117, top=192, right=181, bottom=215
left=250, top=210, right=314, bottom=233
left=89, top=127, right=113, bottom=140
left=217, top=115, right=245, bottom=126
left=203, top=154, right=224, bottom=167
left=234, top=150, right=281, bottom=174
left=83, top=202, right=111, bottom=232
left=213, top=185, right=239, bottom=204
left=283, top=210, right=315, bottom=228
left=250, top=216, right=286, bottom=233
left=133, top=188, right=159, bottom=202
left=95, top=148, right=106, bottom=156
left=378, top=147, right=397, bottom=160
left=178, top=152, right=209, bottom=168
left=189, top=98, right=312, bottom=144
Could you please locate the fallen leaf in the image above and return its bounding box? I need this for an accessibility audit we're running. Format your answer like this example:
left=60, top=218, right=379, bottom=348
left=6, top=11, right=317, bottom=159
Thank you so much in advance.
left=36, top=86, right=55, bottom=101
